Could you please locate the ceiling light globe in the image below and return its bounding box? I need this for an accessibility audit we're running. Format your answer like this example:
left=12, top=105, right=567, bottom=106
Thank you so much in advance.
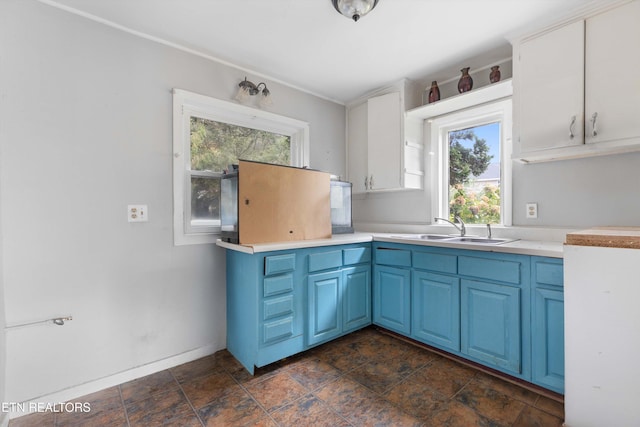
left=332, top=0, right=378, bottom=21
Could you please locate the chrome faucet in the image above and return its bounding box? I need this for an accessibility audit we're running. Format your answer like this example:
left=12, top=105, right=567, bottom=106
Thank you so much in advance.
left=434, top=216, right=466, bottom=237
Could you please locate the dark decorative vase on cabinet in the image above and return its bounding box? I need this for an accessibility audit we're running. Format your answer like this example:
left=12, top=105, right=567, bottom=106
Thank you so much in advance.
left=428, top=81, right=440, bottom=103
left=457, top=67, right=473, bottom=93
left=490, top=66, right=501, bottom=83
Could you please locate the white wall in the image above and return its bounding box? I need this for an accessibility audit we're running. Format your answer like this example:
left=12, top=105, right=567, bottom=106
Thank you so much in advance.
left=0, top=0, right=345, bottom=405
left=511, top=152, right=640, bottom=227
left=0, top=203, right=6, bottom=426
left=355, top=149, right=640, bottom=230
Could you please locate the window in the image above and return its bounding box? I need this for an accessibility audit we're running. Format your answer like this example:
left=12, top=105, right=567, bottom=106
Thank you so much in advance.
left=430, top=99, right=512, bottom=226
left=173, top=89, right=309, bottom=245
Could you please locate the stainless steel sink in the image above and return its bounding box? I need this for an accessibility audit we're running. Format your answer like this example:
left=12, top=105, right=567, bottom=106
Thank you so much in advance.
left=448, top=237, right=518, bottom=245
left=390, top=234, right=455, bottom=240
left=389, top=234, right=518, bottom=245
left=419, top=234, right=456, bottom=240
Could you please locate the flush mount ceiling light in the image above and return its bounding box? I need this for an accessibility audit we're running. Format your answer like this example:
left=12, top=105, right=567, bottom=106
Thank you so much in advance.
left=332, top=0, right=379, bottom=22
left=235, top=77, right=273, bottom=107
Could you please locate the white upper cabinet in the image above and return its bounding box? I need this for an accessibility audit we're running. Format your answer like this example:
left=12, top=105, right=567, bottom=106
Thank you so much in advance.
left=513, top=1, right=640, bottom=162
left=346, top=80, right=422, bottom=193
left=347, top=102, right=368, bottom=193
left=516, top=20, right=585, bottom=153
left=585, top=0, right=640, bottom=145
left=367, top=91, right=402, bottom=191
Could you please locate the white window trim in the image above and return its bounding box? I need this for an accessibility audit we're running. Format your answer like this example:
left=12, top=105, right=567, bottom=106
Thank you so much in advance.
left=172, top=88, right=310, bottom=245
left=428, top=99, right=513, bottom=226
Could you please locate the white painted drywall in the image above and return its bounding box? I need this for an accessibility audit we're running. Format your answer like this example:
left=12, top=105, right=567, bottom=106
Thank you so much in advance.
left=0, top=198, right=6, bottom=427
left=0, top=0, right=345, bottom=405
left=564, top=244, right=640, bottom=426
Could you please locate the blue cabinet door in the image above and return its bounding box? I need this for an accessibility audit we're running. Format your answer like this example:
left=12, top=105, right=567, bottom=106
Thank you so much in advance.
left=412, top=271, right=460, bottom=351
left=342, top=265, right=371, bottom=333
left=461, top=279, right=521, bottom=375
left=373, top=265, right=411, bottom=335
left=533, top=287, right=565, bottom=393
left=307, top=270, right=342, bottom=346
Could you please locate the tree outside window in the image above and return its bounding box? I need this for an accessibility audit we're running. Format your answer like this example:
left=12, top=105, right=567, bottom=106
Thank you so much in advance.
left=189, top=117, right=290, bottom=223
left=448, top=122, right=501, bottom=224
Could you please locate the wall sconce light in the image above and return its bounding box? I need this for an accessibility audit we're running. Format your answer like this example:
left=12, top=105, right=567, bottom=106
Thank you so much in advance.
left=332, top=0, right=379, bottom=22
left=235, top=77, right=273, bottom=107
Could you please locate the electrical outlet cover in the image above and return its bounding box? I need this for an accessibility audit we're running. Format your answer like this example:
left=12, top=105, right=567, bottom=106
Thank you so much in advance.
left=526, top=203, right=538, bottom=219
left=128, top=205, right=148, bottom=222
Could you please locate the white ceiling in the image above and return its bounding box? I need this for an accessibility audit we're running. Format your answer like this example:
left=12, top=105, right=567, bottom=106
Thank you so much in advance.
left=41, top=0, right=615, bottom=103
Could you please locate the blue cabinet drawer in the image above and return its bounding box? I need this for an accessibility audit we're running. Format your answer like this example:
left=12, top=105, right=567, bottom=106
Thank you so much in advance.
left=375, top=247, right=412, bottom=267
left=263, top=274, right=294, bottom=297
left=343, top=247, right=371, bottom=266
left=263, top=295, right=294, bottom=320
left=263, top=317, right=294, bottom=344
left=533, top=258, right=564, bottom=287
left=308, top=250, right=342, bottom=272
left=413, top=251, right=457, bottom=274
left=264, top=253, right=296, bottom=276
left=458, top=255, right=521, bottom=285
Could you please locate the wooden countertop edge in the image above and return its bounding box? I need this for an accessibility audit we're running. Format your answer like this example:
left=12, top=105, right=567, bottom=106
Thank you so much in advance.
left=565, top=229, right=640, bottom=249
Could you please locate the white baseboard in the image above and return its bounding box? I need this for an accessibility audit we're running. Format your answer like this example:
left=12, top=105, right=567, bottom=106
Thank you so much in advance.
left=8, top=342, right=222, bottom=420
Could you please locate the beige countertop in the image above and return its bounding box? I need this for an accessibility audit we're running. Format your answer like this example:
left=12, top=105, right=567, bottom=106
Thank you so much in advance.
left=216, top=233, right=374, bottom=254
left=565, top=227, right=640, bottom=249
left=217, top=232, right=564, bottom=257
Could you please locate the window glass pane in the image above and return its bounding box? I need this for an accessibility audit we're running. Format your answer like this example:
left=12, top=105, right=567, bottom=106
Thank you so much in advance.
left=190, top=117, right=290, bottom=172
left=448, top=122, right=500, bottom=224
left=191, top=176, right=220, bottom=221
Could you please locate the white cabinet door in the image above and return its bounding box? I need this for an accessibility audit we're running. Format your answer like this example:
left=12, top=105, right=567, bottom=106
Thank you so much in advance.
left=585, top=1, right=640, bottom=145
left=517, top=20, right=585, bottom=153
left=346, top=102, right=368, bottom=193
left=367, top=91, right=402, bottom=191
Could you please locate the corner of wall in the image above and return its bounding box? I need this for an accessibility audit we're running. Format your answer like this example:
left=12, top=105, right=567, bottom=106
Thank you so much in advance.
left=0, top=175, right=6, bottom=427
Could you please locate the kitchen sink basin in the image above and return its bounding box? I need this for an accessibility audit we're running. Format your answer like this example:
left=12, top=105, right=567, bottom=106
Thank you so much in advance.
left=448, top=237, right=518, bottom=244
left=390, top=234, right=455, bottom=240
left=389, top=234, right=518, bottom=245
left=419, top=234, right=456, bottom=240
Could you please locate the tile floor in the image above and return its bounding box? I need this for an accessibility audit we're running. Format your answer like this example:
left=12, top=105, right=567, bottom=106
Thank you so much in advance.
left=9, top=327, right=564, bottom=427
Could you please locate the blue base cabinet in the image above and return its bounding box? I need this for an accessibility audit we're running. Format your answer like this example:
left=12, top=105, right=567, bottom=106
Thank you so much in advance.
left=461, top=279, right=522, bottom=375
left=307, top=264, right=371, bottom=346
left=412, top=271, right=460, bottom=352
left=373, top=265, right=411, bottom=335
left=307, top=270, right=342, bottom=346
left=531, top=257, right=565, bottom=394
left=343, top=265, right=372, bottom=333
left=226, top=243, right=371, bottom=374
left=226, top=239, right=564, bottom=393
left=372, top=242, right=563, bottom=393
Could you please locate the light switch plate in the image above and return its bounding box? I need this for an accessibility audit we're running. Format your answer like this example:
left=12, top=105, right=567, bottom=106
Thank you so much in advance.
left=128, top=205, right=148, bottom=222
left=526, top=203, right=538, bottom=219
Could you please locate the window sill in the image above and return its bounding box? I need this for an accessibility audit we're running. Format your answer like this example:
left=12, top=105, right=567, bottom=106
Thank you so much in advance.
left=174, top=231, right=220, bottom=246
